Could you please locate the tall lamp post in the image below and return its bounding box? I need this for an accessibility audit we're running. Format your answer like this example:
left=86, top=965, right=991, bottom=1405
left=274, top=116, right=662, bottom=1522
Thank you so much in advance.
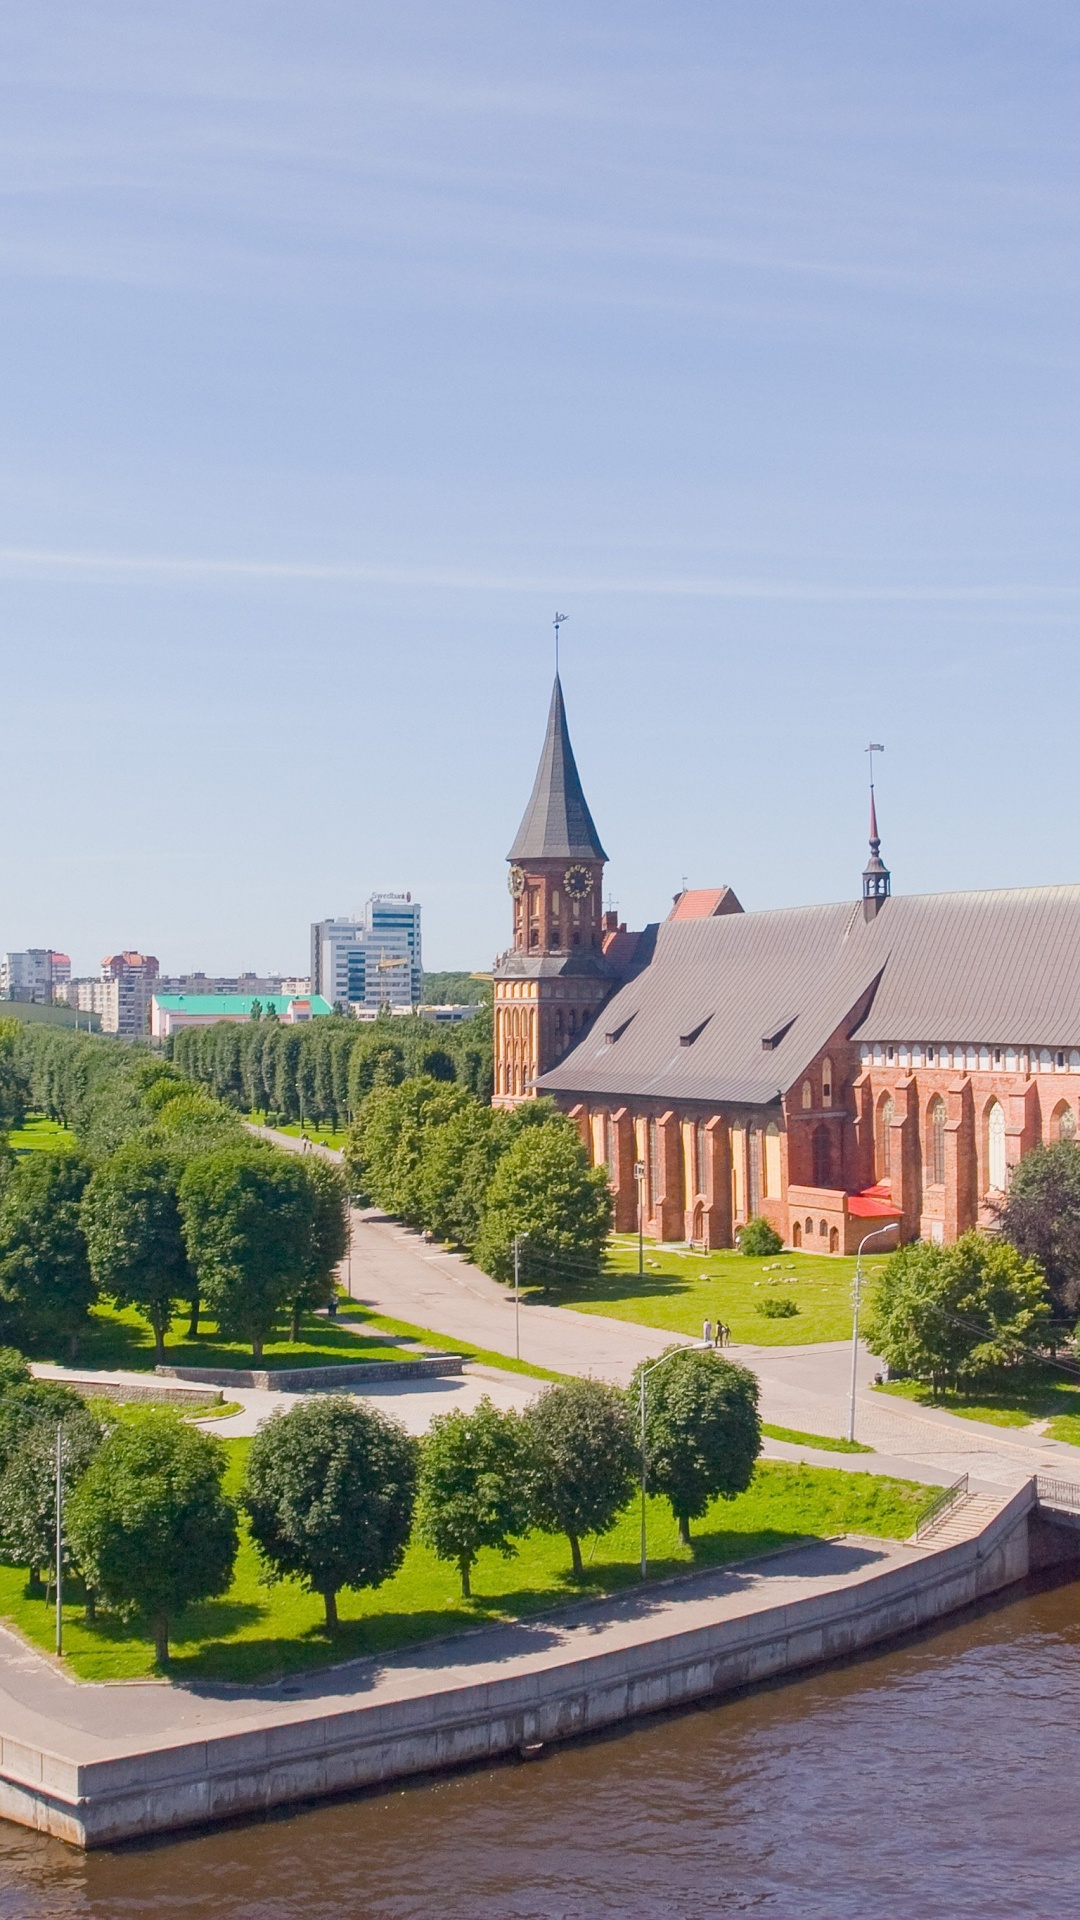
left=513, top=1232, right=529, bottom=1361
left=638, top=1343, right=710, bottom=1580
left=54, top=1424, right=64, bottom=1658
left=848, top=1222, right=899, bottom=1443
left=633, top=1160, right=646, bottom=1276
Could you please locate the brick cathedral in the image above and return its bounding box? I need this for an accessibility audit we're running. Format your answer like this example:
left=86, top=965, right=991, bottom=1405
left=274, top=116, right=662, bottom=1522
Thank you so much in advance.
left=493, top=675, right=1080, bottom=1253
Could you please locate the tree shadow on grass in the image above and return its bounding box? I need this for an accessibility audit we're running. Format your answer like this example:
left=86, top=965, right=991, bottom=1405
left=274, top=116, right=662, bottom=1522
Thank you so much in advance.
left=534, top=1268, right=691, bottom=1309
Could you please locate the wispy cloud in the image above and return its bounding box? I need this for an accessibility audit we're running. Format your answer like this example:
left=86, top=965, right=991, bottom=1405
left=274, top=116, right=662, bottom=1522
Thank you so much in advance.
left=1, top=543, right=1078, bottom=604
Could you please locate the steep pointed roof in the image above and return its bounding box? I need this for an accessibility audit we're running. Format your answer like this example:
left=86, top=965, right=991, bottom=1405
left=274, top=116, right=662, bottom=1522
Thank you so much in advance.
left=507, top=675, right=608, bottom=863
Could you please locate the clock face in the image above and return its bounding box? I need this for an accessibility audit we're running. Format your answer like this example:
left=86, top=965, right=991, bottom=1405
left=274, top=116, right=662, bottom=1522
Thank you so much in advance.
left=564, top=864, right=593, bottom=899
left=508, top=865, right=526, bottom=898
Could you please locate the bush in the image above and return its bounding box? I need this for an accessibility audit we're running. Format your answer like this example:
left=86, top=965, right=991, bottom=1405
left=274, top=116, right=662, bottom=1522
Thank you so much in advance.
left=738, top=1217, right=783, bottom=1257
left=866, top=1232, right=1051, bottom=1391
left=756, top=1295, right=799, bottom=1318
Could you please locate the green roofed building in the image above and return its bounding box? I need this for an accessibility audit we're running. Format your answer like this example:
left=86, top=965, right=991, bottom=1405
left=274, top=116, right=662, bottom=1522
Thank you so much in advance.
left=150, top=993, right=333, bottom=1039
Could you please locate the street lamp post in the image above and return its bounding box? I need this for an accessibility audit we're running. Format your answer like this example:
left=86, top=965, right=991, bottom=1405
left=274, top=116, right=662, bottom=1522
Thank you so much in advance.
left=54, top=1423, right=63, bottom=1658
left=633, top=1160, right=646, bottom=1276
left=638, top=1343, right=710, bottom=1580
left=513, top=1232, right=529, bottom=1361
left=848, top=1223, right=899, bottom=1443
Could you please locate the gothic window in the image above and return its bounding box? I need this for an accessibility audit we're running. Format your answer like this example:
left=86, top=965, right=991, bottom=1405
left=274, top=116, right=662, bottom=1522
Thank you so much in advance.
left=878, top=1095, right=894, bottom=1181
left=764, top=1122, right=782, bottom=1198
left=748, top=1130, right=762, bottom=1214
left=804, top=1216, right=813, bottom=1235
left=812, top=1126, right=831, bottom=1188
left=821, top=1058, right=833, bottom=1106
left=1057, top=1104, right=1077, bottom=1143
left=928, top=1098, right=946, bottom=1185
left=987, top=1101, right=1007, bottom=1192
left=604, top=1112, right=616, bottom=1169
left=801, top=1080, right=812, bottom=1109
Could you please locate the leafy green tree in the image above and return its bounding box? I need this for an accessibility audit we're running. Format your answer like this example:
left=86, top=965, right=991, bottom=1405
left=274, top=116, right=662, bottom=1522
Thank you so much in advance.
left=242, top=1396, right=418, bottom=1631
left=473, top=1115, right=612, bottom=1287
left=0, top=1374, right=84, bottom=1481
left=866, top=1232, right=1051, bottom=1391
left=738, top=1216, right=783, bottom=1256
left=348, top=1077, right=470, bottom=1221
left=0, top=1152, right=94, bottom=1357
left=179, top=1146, right=313, bottom=1359
left=0, top=1400, right=105, bottom=1587
left=996, top=1142, right=1080, bottom=1318
left=523, top=1379, right=637, bottom=1575
left=0, top=1020, right=29, bottom=1133
left=287, top=1155, right=349, bottom=1342
left=81, top=1142, right=191, bottom=1363
left=416, top=1397, right=531, bottom=1597
left=414, top=1098, right=510, bottom=1250
left=634, top=1348, right=761, bottom=1545
left=67, top=1412, right=238, bottom=1662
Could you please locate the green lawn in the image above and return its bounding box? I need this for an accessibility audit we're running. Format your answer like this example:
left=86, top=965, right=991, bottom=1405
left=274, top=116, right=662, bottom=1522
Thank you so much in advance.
left=547, top=1236, right=886, bottom=1346
left=761, top=1422, right=874, bottom=1454
left=0, top=1451, right=925, bottom=1684
left=248, top=1112, right=349, bottom=1153
left=8, top=1114, right=76, bottom=1155
left=51, top=1299, right=443, bottom=1375
left=878, top=1367, right=1080, bottom=1445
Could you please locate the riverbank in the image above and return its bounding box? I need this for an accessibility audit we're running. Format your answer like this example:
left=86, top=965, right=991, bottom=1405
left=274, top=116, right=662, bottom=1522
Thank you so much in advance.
left=0, top=1481, right=1041, bottom=1847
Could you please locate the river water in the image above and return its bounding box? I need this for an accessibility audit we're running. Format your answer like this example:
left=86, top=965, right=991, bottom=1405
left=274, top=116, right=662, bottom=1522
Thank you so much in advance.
left=1, top=1574, right=1078, bottom=1920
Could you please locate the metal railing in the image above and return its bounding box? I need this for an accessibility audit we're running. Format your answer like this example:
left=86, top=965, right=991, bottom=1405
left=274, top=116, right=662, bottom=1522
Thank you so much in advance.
left=1035, top=1475, right=1080, bottom=1512
left=914, top=1473, right=969, bottom=1541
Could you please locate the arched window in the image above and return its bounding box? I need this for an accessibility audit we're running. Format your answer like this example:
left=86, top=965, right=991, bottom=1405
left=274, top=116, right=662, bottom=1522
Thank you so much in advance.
left=818, top=1218, right=828, bottom=1237
left=604, top=1112, right=616, bottom=1170
left=878, top=1095, right=894, bottom=1181
left=805, top=1216, right=813, bottom=1235
left=812, top=1125, right=831, bottom=1188
left=821, top=1058, right=833, bottom=1107
left=802, top=1080, right=812, bottom=1110
left=1059, top=1105, right=1078, bottom=1143
left=987, top=1101, right=1007, bottom=1192
left=928, top=1098, right=946, bottom=1185
left=764, top=1122, right=782, bottom=1198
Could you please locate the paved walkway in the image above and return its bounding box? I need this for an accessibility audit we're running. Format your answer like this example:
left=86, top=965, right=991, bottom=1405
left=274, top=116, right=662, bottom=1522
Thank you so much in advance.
left=249, top=1127, right=1080, bottom=1492
left=0, top=1530, right=931, bottom=1764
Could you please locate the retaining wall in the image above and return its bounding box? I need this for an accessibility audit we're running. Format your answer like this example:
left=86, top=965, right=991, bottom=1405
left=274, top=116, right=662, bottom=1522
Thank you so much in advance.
left=0, top=1483, right=1040, bottom=1849
left=155, top=1357, right=465, bottom=1390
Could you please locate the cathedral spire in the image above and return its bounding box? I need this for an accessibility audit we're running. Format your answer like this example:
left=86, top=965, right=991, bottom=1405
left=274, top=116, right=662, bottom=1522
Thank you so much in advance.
left=507, top=675, right=608, bottom=863
left=862, top=742, right=890, bottom=919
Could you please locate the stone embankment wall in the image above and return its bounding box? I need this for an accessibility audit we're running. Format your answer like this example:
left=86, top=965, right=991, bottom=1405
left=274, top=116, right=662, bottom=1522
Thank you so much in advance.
left=2, top=1482, right=1064, bottom=1850
left=155, top=1357, right=464, bottom=1390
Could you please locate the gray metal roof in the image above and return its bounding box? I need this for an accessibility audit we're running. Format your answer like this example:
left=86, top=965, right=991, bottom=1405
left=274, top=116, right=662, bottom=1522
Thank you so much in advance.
left=537, top=883, right=1080, bottom=1108
left=507, top=676, right=608, bottom=864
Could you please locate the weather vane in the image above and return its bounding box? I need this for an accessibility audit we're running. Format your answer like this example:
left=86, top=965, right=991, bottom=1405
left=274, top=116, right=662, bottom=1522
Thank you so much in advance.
left=865, top=741, right=885, bottom=794
left=554, top=611, right=568, bottom=675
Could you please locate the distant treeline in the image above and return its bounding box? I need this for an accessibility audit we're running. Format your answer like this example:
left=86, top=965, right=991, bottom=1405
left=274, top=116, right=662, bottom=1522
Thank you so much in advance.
left=420, top=971, right=491, bottom=1007
left=170, top=1006, right=492, bottom=1127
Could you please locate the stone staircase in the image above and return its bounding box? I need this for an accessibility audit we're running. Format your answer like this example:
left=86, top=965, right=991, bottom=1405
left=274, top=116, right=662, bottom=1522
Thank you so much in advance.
left=912, top=1492, right=1005, bottom=1546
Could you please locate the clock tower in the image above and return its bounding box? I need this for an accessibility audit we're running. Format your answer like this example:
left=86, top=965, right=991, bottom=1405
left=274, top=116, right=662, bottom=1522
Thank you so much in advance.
left=493, top=675, right=614, bottom=1106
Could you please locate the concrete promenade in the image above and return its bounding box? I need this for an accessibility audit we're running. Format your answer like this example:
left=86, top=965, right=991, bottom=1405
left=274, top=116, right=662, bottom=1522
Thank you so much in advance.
left=0, top=1482, right=1037, bottom=1848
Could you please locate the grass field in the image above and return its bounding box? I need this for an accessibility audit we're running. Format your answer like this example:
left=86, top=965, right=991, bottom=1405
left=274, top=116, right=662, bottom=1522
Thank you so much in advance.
left=55, top=1299, right=431, bottom=1375
left=549, top=1236, right=887, bottom=1346
left=0, top=1451, right=925, bottom=1683
left=8, top=1115, right=76, bottom=1156
left=248, top=1113, right=349, bottom=1153
left=878, top=1367, right=1080, bottom=1445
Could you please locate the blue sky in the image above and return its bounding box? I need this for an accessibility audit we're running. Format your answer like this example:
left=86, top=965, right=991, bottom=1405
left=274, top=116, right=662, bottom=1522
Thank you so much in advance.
left=2, top=2, right=1079, bottom=975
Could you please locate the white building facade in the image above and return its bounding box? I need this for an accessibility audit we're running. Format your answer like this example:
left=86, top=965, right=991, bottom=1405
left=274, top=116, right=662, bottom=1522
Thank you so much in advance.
left=310, top=895, right=422, bottom=1011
